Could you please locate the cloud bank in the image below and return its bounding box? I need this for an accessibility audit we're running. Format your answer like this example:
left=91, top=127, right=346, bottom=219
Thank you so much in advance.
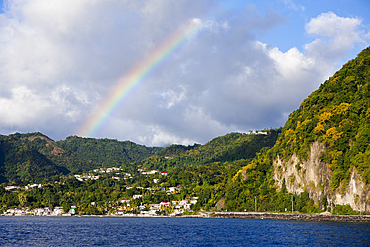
left=0, top=1, right=368, bottom=146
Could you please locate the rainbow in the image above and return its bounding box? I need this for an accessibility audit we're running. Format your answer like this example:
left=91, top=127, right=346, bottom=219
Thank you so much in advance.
left=78, top=19, right=202, bottom=137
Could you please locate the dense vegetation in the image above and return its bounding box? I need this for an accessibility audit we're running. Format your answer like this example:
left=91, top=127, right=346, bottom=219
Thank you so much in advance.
left=0, top=133, right=163, bottom=184
left=155, top=155, right=317, bottom=213
left=1, top=129, right=295, bottom=214
left=0, top=133, right=66, bottom=184
left=1, top=152, right=319, bottom=215
left=0, top=129, right=279, bottom=185
left=271, top=46, right=370, bottom=189
left=57, top=136, right=163, bottom=171
left=136, top=130, right=281, bottom=172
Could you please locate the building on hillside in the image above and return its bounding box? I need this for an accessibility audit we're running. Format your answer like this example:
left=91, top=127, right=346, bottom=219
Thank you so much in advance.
left=4, top=185, right=21, bottom=191
left=168, top=187, right=178, bottom=193
left=25, top=184, right=42, bottom=190
left=160, top=202, right=170, bottom=207
left=120, top=199, right=131, bottom=204
left=142, top=170, right=158, bottom=175
left=180, top=200, right=189, bottom=205
left=190, top=199, right=198, bottom=204
left=74, top=174, right=100, bottom=181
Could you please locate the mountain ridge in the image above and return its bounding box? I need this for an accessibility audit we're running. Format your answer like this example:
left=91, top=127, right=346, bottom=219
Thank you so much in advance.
left=0, top=129, right=280, bottom=185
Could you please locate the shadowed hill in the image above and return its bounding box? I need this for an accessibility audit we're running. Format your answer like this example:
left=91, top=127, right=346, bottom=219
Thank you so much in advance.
left=57, top=136, right=163, bottom=169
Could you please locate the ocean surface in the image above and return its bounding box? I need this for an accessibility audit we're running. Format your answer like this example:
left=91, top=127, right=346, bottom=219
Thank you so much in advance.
left=0, top=216, right=369, bottom=246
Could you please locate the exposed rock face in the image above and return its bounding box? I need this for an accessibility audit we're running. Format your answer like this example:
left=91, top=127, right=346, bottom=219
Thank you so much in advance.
left=273, top=142, right=370, bottom=213
left=334, top=170, right=370, bottom=212
left=216, top=198, right=226, bottom=211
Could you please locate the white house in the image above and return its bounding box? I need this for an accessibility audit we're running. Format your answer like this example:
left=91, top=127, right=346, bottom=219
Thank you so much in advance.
left=168, top=187, right=177, bottom=193
left=160, top=202, right=170, bottom=207
left=25, top=184, right=42, bottom=190
left=4, top=185, right=21, bottom=191
left=51, top=207, right=64, bottom=216
left=142, top=170, right=158, bottom=175
left=190, top=199, right=198, bottom=204
left=120, top=199, right=131, bottom=204
left=180, top=200, right=189, bottom=205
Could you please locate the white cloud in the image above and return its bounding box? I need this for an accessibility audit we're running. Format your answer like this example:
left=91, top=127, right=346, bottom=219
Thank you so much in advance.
left=139, top=125, right=196, bottom=147
left=155, top=87, right=187, bottom=109
left=305, top=12, right=366, bottom=59
left=281, top=0, right=298, bottom=10
left=0, top=86, right=50, bottom=126
left=0, top=1, right=368, bottom=146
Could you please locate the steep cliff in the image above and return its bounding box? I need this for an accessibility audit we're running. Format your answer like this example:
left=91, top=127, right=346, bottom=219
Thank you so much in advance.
left=273, top=142, right=370, bottom=212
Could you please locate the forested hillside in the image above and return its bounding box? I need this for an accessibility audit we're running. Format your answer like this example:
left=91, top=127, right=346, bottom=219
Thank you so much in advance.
left=0, top=129, right=279, bottom=185
left=0, top=133, right=163, bottom=184
left=273, top=46, right=370, bottom=188
left=136, top=129, right=281, bottom=172
left=57, top=136, right=163, bottom=170
left=1, top=129, right=292, bottom=215
left=0, top=133, right=68, bottom=184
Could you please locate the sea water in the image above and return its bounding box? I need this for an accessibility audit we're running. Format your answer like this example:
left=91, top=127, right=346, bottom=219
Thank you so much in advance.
left=0, top=216, right=369, bottom=246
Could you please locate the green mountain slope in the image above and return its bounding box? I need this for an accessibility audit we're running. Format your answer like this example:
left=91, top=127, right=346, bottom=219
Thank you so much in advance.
left=0, top=133, right=164, bottom=184
left=137, top=129, right=281, bottom=171
left=57, top=136, right=163, bottom=169
left=274, top=46, right=370, bottom=187
left=0, top=133, right=66, bottom=184
left=0, top=130, right=280, bottom=185
left=156, top=143, right=201, bottom=157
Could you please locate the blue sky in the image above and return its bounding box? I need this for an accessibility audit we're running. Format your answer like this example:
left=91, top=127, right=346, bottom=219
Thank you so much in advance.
left=0, top=0, right=369, bottom=146
left=217, top=0, right=370, bottom=55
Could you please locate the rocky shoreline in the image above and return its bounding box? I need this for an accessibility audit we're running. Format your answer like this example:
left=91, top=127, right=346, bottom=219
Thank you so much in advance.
left=2, top=212, right=370, bottom=222
left=209, top=212, right=370, bottom=222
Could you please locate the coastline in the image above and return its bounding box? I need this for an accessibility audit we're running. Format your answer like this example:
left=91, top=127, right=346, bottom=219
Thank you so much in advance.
left=0, top=212, right=370, bottom=222
left=209, top=212, right=370, bottom=222
left=2, top=212, right=370, bottom=222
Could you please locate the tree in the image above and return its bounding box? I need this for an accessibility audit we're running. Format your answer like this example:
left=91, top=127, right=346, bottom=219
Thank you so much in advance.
left=0, top=186, right=5, bottom=196
left=62, top=201, right=71, bottom=214
left=18, top=192, right=28, bottom=208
